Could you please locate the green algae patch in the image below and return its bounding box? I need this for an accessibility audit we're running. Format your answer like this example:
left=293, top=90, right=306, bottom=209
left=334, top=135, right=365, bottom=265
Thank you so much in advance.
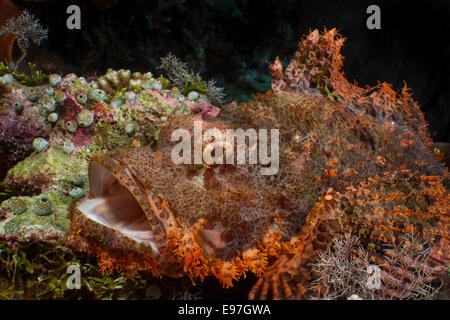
left=5, top=146, right=89, bottom=192
left=1, top=191, right=72, bottom=240
left=94, top=122, right=135, bottom=151
left=0, top=239, right=190, bottom=300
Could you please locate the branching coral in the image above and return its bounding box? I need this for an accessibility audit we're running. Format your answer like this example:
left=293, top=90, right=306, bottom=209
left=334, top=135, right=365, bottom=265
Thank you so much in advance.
left=157, top=53, right=188, bottom=88
left=0, top=0, right=21, bottom=64
left=309, top=234, right=372, bottom=299
left=380, top=234, right=442, bottom=299
left=158, top=53, right=225, bottom=105
left=0, top=10, right=47, bottom=50
left=204, top=79, right=226, bottom=105
left=0, top=10, right=48, bottom=71
left=310, top=233, right=441, bottom=300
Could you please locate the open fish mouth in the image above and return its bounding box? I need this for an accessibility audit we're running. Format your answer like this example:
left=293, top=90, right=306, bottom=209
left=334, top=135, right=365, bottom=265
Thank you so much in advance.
left=74, top=160, right=160, bottom=257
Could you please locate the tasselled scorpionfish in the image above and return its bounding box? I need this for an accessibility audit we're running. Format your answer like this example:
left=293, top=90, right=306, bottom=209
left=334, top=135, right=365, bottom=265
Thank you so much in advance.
left=68, top=29, right=449, bottom=299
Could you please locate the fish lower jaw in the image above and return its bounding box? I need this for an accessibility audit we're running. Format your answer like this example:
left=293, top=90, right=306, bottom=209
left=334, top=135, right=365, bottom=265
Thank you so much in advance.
left=73, top=198, right=160, bottom=258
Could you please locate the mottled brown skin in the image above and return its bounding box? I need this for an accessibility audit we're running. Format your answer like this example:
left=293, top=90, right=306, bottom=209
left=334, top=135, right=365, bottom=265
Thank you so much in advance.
left=70, top=109, right=312, bottom=283
left=69, top=29, right=449, bottom=299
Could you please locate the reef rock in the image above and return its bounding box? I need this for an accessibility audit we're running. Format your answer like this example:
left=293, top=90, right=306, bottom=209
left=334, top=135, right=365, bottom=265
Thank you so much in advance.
left=0, top=67, right=218, bottom=244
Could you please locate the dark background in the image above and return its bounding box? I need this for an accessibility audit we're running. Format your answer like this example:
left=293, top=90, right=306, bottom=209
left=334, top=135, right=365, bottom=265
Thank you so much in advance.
left=12, top=0, right=450, bottom=142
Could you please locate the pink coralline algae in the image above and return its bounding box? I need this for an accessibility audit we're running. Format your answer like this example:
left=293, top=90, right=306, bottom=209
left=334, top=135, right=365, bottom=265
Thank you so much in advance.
left=59, top=92, right=94, bottom=148
left=190, top=101, right=220, bottom=119
left=0, top=91, right=51, bottom=164
left=156, top=90, right=181, bottom=110
left=61, top=89, right=83, bottom=119
left=136, top=89, right=181, bottom=111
